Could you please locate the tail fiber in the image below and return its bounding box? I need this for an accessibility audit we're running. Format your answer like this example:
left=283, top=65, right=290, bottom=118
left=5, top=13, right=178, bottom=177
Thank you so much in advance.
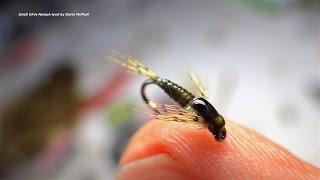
left=107, top=51, right=158, bottom=80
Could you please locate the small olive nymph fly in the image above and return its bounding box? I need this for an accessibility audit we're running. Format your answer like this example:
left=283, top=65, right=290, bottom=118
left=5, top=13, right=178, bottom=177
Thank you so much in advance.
left=108, top=52, right=226, bottom=142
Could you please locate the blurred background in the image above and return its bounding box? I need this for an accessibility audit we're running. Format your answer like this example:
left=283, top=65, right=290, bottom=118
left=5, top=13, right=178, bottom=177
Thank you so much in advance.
left=0, top=0, right=320, bottom=179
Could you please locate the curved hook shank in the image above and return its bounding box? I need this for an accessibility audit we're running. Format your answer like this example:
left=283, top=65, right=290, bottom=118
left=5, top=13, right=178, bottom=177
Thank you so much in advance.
left=141, top=79, right=160, bottom=114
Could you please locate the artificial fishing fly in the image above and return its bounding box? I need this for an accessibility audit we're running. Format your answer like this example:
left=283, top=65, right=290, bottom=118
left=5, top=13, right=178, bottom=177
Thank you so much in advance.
left=107, top=52, right=226, bottom=141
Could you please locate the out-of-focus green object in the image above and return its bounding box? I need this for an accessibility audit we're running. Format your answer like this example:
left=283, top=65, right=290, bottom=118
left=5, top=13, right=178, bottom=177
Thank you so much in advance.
left=106, top=101, right=136, bottom=126
left=275, top=102, right=299, bottom=125
left=226, top=0, right=283, bottom=12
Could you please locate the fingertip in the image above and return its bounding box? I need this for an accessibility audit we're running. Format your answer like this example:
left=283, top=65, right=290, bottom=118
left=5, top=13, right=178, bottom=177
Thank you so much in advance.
left=119, top=120, right=320, bottom=179
left=119, top=120, right=226, bottom=165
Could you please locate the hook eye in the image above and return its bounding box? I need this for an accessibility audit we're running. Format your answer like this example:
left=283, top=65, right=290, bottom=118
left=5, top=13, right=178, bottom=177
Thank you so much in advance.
left=141, top=79, right=161, bottom=114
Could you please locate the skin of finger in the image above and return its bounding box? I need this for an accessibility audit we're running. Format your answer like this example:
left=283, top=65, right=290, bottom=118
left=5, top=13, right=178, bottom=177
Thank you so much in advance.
left=119, top=120, right=320, bottom=180
left=117, top=154, right=194, bottom=180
